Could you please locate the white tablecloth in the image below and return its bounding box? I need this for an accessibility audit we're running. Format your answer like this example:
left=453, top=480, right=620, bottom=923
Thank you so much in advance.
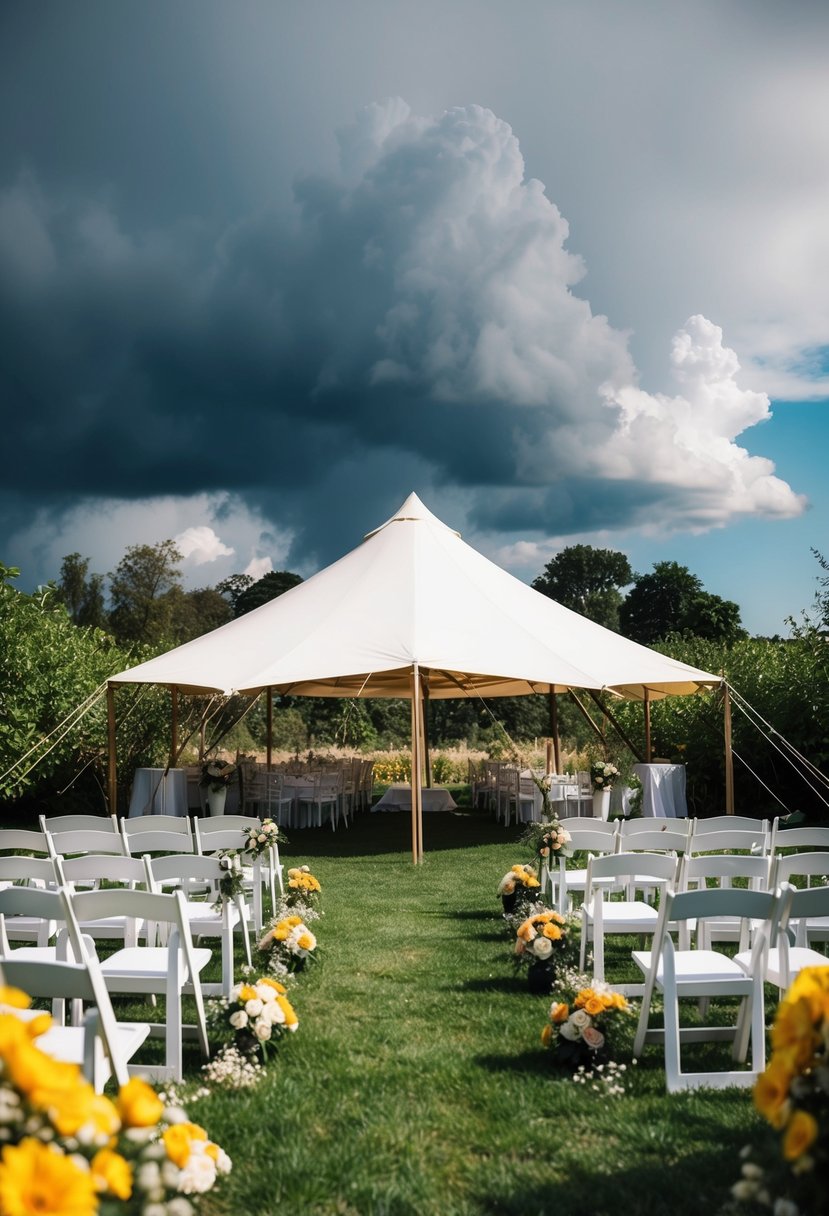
left=372, top=785, right=457, bottom=813
left=632, top=763, right=687, bottom=818
left=128, top=768, right=189, bottom=818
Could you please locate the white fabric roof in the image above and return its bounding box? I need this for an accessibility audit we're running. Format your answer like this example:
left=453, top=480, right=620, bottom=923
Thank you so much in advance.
left=110, top=493, right=721, bottom=701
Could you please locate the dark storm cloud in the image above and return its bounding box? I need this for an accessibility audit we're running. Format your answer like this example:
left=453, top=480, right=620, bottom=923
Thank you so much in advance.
left=0, top=101, right=803, bottom=574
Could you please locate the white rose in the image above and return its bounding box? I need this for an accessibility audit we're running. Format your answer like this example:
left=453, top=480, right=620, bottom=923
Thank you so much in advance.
left=256, top=984, right=276, bottom=1003
left=570, top=1009, right=591, bottom=1029
left=229, top=1010, right=248, bottom=1030
left=258, top=834, right=267, bottom=844
left=253, top=1019, right=272, bottom=1041
left=559, top=1020, right=580, bottom=1041
left=178, top=1150, right=217, bottom=1195
left=531, top=937, right=553, bottom=959
left=245, top=999, right=264, bottom=1017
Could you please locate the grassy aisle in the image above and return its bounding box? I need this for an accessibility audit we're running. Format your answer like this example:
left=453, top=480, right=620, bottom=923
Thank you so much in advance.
left=190, top=811, right=761, bottom=1216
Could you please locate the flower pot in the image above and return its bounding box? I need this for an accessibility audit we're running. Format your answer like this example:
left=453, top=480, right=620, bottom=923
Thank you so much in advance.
left=207, top=785, right=227, bottom=816
left=527, top=959, right=556, bottom=995
left=593, top=789, right=611, bottom=820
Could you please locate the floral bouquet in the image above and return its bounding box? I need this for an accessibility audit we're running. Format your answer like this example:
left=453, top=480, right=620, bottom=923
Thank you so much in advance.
left=514, top=910, right=576, bottom=970
left=208, top=976, right=298, bottom=1063
left=728, top=966, right=829, bottom=1215
left=0, top=985, right=230, bottom=1211
left=520, top=816, right=572, bottom=866
left=200, top=758, right=237, bottom=791
left=590, top=760, right=620, bottom=791
left=257, top=914, right=319, bottom=974
left=541, top=973, right=632, bottom=1071
left=498, top=864, right=542, bottom=914
left=214, top=850, right=246, bottom=908
left=243, top=818, right=285, bottom=859
left=284, top=865, right=322, bottom=908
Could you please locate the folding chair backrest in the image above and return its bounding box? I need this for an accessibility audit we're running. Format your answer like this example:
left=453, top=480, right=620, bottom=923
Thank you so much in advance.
left=144, top=852, right=225, bottom=888
left=56, top=853, right=147, bottom=890
left=692, top=815, right=770, bottom=834
left=681, top=852, right=770, bottom=892
left=0, top=828, right=50, bottom=855
left=196, top=815, right=260, bottom=834
left=69, top=884, right=195, bottom=944
left=772, top=826, right=829, bottom=853
left=193, top=825, right=248, bottom=855
left=559, top=817, right=617, bottom=836
left=585, top=851, right=679, bottom=901
left=619, top=818, right=677, bottom=836
left=621, top=828, right=690, bottom=853
left=0, top=883, right=82, bottom=957
left=689, top=828, right=769, bottom=855
left=0, top=855, right=58, bottom=888
left=122, top=815, right=192, bottom=836
left=48, top=829, right=127, bottom=858
left=40, top=814, right=119, bottom=834
left=772, top=850, right=829, bottom=889
left=122, top=830, right=195, bottom=856
left=565, top=827, right=620, bottom=855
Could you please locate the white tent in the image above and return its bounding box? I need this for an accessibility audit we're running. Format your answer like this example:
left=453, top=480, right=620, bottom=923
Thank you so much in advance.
left=108, top=493, right=722, bottom=858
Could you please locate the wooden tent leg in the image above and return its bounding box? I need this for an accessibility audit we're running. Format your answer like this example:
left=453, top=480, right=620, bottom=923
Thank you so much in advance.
left=107, top=683, right=117, bottom=814
left=724, top=683, right=734, bottom=814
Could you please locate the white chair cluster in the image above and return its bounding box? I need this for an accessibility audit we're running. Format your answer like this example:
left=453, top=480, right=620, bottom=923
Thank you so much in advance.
left=235, top=758, right=374, bottom=830
left=471, top=761, right=592, bottom=826
left=0, top=811, right=286, bottom=1089
left=550, top=813, right=829, bottom=1091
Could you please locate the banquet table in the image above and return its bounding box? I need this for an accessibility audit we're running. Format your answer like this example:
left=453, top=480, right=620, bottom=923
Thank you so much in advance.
left=128, top=768, right=189, bottom=818
left=632, top=763, right=688, bottom=818
left=372, top=784, right=457, bottom=813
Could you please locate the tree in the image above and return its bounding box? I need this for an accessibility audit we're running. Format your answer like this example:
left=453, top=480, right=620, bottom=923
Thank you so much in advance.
left=108, top=540, right=183, bottom=646
left=216, top=573, right=254, bottom=613
left=532, top=545, right=633, bottom=631
left=56, top=553, right=107, bottom=629
left=233, top=571, right=303, bottom=617
left=171, top=587, right=233, bottom=643
left=812, top=548, right=829, bottom=628
left=619, top=561, right=746, bottom=645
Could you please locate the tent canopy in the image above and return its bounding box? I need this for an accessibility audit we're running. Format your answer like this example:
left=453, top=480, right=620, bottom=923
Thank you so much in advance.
left=110, top=493, right=720, bottom=702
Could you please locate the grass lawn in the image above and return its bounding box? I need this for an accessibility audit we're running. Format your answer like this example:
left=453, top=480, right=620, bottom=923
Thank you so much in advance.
left=145, top=806, right=772, bottom=1216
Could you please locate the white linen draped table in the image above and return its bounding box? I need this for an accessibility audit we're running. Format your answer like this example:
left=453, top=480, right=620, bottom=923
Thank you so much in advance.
left=372, top=784, right=457, bottom=813
left=632, top=763, right=687, bottom=818
left=128, top=768, right=188, bottom=818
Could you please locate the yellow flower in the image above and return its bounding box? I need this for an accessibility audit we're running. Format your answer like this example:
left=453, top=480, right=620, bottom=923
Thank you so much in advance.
left=771, top=996, right=818, bottom=1072
left=296, top=932, right=315, bottom=951
left=91, top=1148, right=133, bottom=1200
left=549, top=1002, right=570, bottom=1024
left=116, top=1076, right=164, bottom=1128
left=754, top=1057, right=793, bottom=1128
left=285, top=916, right=303, bottom=927
left=276, top=995, right=298, bottom=1028
left=273, top=922, right=290, bottom=942
left=583, top=995, right=607, bottom=1017
left=541, top=923, right=563, bottom=941
left=782, top=1109, right=818, bottom=1161
left=516, top=920, right=537, bottom=943
left=257, top=977, right=287, bottom=995
left=4, top=1037, right=81, bottom=1104
left=44, top=1087, right=120, bottom=1140
left=163, top=1121, right=208, bottom=1167
left=0, top=1138, right=97, bottom=1216
left=0, top=986, right=31, bottom=1010
left=238, top=984, right=259, bottom=1002
left=541, top=1024, right=553, bottom=1047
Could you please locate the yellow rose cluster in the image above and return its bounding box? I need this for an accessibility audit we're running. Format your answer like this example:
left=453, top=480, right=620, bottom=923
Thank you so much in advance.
left=753, top=966, right=828, bottom=1167
left=258, top=914, right=319, bottom=972
left=498, top=864, right=541, bottom=896
left=515, top=910, right=569, bottom=965
left=540, top=980, right=630, bottom=1070
left=0, top=987, right=230, bottom=1215
left=287, top=866, right=322, bottom=896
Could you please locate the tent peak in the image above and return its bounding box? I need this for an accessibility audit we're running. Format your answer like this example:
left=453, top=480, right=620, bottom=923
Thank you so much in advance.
left=363, top=491, right=462, bottom=540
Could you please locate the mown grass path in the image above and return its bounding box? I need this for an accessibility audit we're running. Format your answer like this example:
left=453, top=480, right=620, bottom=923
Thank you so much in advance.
left=191, top=811, right=761, bottom=1216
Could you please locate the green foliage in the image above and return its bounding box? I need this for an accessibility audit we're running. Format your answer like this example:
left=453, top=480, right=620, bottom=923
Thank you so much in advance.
left=620, top=560, right=746, bottom=645
left=233, top=570, right=303, bottom=617
left=532, top=543, right=633, bottom=631
left=108, top=539, right=184, bottom=645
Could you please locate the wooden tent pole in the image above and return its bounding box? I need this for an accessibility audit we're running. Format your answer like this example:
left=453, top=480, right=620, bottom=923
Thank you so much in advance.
left=724, top=682, right=734, bottom=814
left=170, top=686, right=179, bottom=767
left=106, top=682, right=117, bottom=814
left=644, top=690, right=652, bottom=763
left=548, top=689, right=561, bottom=773
left=410, top=665, right=421, bottom=864
left=423, top=676, right=432, bottom=789
left=266, top=687, right=273, bottom=771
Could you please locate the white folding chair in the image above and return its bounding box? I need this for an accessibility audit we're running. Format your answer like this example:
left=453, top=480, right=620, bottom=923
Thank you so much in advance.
left=687, top=826, right=769, bottom=856
left=54, top=853, right=149, bottom=948
left=0, top=856, right=60, bottom=941
left=579, top=851, right=679, bottom=994
left=194, top=821, right=279, bottom=931
left=771, top=852, right=829, bottom=946
left=770, top=825, right=829, bottom=854
left=298, top=771, right=344, bottom=830
left=634, top=885, right=786, bottom=1091
left=144, top=853, right=252, bottom=995
left=0, top=950, right=151, bottom=1092
left=736, top=882, right=829, bottom=993
left=40, top=813, right=119, bottom=835
left=47, top=828, right=127, bottom=859
left=0, top=828, right=50, bottom=855
left=122, top=827, right=196, bottom=857
left=68, top=885, right=211, bottom=1082
left=679, top=852, right=771, bottom=950
left=547, top=825, right=620, bottom=914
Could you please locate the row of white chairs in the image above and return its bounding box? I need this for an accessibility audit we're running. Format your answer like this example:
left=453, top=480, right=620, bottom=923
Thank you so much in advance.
left=0, top=880, right=211, bottom=1088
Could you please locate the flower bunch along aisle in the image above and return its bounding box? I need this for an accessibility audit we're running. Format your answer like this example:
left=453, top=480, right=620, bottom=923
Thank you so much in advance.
left=0, top=986, right=230, bottom=1213
left=514, top=910, right=578, bottom=993
left=257, top=863, right=323, bottom=977
left=729, top=966, right=829, bottom=1216
left=541, top=972, right=633, bottom=1073
left=208, top=977, right=298, bottom=1064
left=497, top=864, right=542, bottom=915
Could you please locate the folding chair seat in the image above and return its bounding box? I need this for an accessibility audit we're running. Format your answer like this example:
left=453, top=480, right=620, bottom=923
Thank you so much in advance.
left=144, top=853, right=252, bottom=995
left=634, top=885, right=787, bottom=1091
left=735, top=883, right=829, bottom=992
left=0, top=951, right=151, bottom=1092
left=68, top=886, right=211, bottom=1082
left=579, top=851, right=679, bottom=994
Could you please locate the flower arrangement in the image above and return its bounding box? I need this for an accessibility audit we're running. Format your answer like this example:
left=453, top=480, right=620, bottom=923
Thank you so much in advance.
left=520, top=815, right=572, bottom=865
left=243, top=817, right=285, bottom=859
left=208, top=976, right=298, bottom=1063
left=514, top=909, right=576, bottom=970
left=590, top=760, right=620, bottom=792
left=214, top=850, right=246, bottom=908
left=498, top=863, right=541, bottom=908
left=728, top=966, right=829, bottom=1215
left=284, top=865, right=322, bottom=908
left=200, top=759, right=237, bottom=791
left=0, top=986, right=231, bottom=1211
left=257, top=915, right=319, bottom=973
left=541, top=974, right=632, bottom=1071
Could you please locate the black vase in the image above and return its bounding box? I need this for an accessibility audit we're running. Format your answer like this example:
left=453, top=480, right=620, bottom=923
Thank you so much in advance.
left=527, top=959, right=556, bottom=994
left=501, top=890, right=518, bottom=914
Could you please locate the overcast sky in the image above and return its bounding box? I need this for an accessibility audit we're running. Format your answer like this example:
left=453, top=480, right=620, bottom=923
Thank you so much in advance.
left=2, top=0, right=828, bottom=635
